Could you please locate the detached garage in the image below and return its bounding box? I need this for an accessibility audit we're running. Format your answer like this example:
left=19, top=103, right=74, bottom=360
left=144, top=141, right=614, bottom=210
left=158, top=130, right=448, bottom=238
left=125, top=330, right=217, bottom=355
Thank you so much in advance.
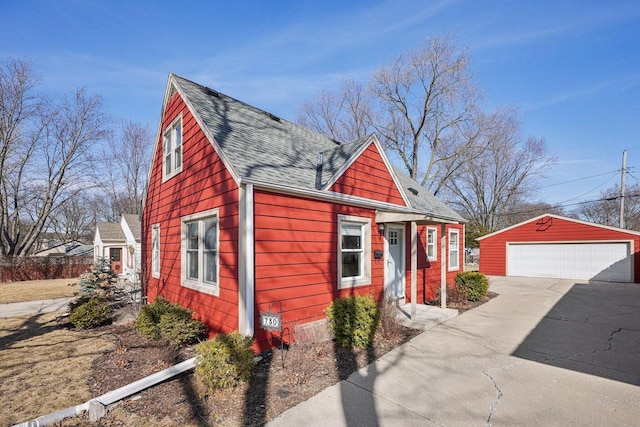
left=478, top=214, right=640, bottom=283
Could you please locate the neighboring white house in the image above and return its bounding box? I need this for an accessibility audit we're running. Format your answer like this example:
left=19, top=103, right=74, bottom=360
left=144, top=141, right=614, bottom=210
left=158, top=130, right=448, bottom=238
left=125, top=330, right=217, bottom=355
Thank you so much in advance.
left=94, top=214, right=141, bottom=282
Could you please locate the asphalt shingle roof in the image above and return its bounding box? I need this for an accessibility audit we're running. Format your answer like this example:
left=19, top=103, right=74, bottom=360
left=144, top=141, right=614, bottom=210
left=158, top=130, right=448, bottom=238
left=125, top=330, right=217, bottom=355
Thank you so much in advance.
left=172, top=74, right=464, bottom=223
left=96, top=222, right=125, bottom=241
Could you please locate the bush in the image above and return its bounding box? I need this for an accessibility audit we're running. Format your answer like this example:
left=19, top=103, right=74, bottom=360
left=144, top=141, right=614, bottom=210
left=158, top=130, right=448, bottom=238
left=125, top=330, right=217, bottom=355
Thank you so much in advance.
left=135, top=296, right=205, bottom=346
left=454, top=271, right=490, bottom=302
left=325, top=294, right=379, bottom=348
left=377, top=296, right=405, bottom=340
left=195, top=331, right=255, bottom=391
left=69, top=297, right=112, bottom=329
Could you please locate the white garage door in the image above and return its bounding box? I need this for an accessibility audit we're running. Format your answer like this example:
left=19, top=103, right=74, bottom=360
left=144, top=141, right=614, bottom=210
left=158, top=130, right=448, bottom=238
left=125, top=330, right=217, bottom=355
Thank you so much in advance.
left=507, top=242, right=632, bottom=282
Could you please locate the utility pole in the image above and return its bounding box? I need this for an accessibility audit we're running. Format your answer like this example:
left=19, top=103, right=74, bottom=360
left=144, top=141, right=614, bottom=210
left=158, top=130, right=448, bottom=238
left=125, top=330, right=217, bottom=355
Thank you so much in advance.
left=620, top=150, right=627, bottom=229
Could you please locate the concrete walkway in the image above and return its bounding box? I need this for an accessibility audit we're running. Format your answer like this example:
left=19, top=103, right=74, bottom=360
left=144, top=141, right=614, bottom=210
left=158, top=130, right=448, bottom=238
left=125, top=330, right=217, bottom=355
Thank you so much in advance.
left=267, top=276, right=640, bottom=426
left=0, top=297, right=73, bottom=318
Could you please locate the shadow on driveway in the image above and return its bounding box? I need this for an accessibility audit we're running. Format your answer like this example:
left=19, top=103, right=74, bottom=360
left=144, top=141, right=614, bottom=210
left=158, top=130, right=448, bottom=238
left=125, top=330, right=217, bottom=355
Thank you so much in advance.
left=512, top=281, right=640, bottom=386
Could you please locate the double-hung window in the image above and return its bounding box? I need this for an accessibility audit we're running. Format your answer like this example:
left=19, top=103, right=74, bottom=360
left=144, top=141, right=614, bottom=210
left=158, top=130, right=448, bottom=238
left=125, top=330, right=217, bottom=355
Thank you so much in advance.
left=151, top=224, right=160, bottom=278
left=181, top=209, right=219, bottom=296
left=163, top=116, right=182, bottom=179
left=427, top=227, right=437, bottom=260
left=338, top=215, right=371, bottom=288
left=448, top=229, right=460, bottom=271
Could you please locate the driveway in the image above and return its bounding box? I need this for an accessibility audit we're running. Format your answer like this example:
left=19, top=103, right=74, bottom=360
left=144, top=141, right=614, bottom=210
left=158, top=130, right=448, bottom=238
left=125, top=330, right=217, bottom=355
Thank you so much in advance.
left=268, top=276, right=640, bottom=426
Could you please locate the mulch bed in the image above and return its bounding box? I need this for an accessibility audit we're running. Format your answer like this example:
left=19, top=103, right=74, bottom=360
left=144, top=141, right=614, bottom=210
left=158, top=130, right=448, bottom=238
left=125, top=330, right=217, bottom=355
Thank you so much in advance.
left=58, top=293, right=497, bottom=426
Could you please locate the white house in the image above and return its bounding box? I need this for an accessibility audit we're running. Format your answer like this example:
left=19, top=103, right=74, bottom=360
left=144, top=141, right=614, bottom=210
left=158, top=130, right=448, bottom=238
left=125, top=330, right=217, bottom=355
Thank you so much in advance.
left=94, top=214, right=141, bottom=282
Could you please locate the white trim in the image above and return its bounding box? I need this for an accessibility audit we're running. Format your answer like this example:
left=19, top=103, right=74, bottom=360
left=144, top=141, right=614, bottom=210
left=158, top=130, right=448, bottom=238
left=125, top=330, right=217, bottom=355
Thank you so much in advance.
left=180, top=208, right=220, bottom=296
left=477, top=213, right=640, bottom=241
left=448, top=228, right=460, bottom=271
left=151, top=224, right=160, bottom=278
left=238, top=184, right=255, bottom=337
left=338, top=215, right=372, bottom=288
left=426, top=227, right=438, bottom=261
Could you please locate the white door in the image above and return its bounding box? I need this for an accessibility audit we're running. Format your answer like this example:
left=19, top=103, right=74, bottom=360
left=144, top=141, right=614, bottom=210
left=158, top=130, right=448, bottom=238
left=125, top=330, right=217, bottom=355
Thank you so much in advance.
left=385, top=226, right=405, bottom=298
left=507, top=242, right=632, bottom=282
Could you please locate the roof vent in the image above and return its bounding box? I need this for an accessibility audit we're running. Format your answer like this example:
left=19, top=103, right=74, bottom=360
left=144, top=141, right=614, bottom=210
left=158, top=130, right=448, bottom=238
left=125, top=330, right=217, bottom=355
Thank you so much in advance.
left=206, top=87, right=219, bottom=97
left=331, top=138, right=341, bottom=146
left=269, top=113, right=281, bottom=122
left=408, top=187, right=419, bottom=195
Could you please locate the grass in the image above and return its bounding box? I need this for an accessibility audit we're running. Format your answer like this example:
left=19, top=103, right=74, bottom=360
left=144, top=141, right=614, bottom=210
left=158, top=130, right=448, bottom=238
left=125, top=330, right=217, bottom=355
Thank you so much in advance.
left=0, top=312, right=114, bottom=426
left=0, top=278, right=79, bottom=304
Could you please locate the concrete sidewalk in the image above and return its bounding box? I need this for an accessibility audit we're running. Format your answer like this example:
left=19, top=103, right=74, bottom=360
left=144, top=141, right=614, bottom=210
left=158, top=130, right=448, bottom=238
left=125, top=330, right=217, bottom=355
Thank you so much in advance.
left=0, top=297, right=73, bottom=318
left=267, top=277, right=640, bottom=426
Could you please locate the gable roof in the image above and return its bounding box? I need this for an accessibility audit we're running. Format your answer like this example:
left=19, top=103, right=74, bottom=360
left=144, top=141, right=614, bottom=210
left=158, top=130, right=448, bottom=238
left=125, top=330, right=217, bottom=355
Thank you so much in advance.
left=122, top=214, right=141, bottom=241
left=96, top=222, right=126, bottom=242
left=477, top=213, right=640, bottom=241
left=155, top=74, right=464, bottom=223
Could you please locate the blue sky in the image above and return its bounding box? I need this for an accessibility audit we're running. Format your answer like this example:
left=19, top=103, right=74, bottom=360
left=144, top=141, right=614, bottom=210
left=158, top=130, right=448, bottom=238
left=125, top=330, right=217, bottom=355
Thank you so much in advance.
left=2, top=0, right=639, bottom=210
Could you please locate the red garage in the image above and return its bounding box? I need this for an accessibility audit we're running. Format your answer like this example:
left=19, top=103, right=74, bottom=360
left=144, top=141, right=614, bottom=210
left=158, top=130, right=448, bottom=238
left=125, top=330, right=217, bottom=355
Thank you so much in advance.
left=478, top=213, right=640, bottom=283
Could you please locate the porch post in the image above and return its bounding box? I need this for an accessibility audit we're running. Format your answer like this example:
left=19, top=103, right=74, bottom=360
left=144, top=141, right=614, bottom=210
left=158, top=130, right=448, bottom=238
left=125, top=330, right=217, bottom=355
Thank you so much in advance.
left=440, top=223, right=447, bottom=309
left=238, top=184, right=255, bottom=337
left=411, top=221, right=417, bottom=318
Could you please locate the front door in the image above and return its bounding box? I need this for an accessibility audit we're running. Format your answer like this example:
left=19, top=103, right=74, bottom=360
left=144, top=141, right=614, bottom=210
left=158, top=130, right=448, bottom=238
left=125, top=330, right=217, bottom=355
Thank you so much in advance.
left=110, top=247, right=122, bottom=274
left=385, top=225, right=405, bottom=299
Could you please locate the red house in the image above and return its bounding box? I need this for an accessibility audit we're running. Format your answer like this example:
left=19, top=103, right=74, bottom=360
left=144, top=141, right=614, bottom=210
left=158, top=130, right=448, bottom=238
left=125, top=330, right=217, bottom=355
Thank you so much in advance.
left=142, top=74, right=465, bottom=349
left=478, top=213, right=640, bottom=283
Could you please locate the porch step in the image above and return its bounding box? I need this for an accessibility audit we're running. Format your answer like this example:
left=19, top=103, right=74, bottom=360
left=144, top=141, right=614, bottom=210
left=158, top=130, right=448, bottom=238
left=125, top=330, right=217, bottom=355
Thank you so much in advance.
left=396, top=303, right=458, bottom=330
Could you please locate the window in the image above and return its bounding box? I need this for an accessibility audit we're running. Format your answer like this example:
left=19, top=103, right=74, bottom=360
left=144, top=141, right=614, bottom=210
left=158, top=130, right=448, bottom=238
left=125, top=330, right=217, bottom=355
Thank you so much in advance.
left=427, top=227, right=437, bottom=260
left=181, top=209, right=219, bottom=295
left=151, top=224, right=160, bottom=278
left=448, top=229, right=460, bottom=271
left=163, top=116, right=182, bottom=179
left=338, top=215, right=371, bottom=288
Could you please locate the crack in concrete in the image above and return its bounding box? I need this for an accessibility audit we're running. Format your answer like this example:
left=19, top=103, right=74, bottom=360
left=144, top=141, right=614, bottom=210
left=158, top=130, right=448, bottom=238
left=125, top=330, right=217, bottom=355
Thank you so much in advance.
left=483, top=371, right=503, bottom=426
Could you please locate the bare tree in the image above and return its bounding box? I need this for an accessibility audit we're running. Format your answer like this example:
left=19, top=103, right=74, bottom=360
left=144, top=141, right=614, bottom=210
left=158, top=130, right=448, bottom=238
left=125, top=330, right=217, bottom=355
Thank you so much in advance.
left=101, top=121, right=153, bottom=216
left=572, top=183, right=640, bottom=230
left=296, top=79, right=374, bottom=143
left=369, top=36, right=482, bottom=195
left=443, top=106, right=556, bottom=233
left=48, top=192, right=97, bottom=242
left=0, top=58, right=109, bottom=256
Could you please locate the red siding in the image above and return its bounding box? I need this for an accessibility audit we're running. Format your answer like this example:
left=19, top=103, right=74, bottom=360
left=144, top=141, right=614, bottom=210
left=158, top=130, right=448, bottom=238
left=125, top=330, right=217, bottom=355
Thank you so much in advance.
left=479, top=215, right=640, bottom=282
left=142, top=91, right=240, bottom=337
left=330, top=143, right=406, bottom=206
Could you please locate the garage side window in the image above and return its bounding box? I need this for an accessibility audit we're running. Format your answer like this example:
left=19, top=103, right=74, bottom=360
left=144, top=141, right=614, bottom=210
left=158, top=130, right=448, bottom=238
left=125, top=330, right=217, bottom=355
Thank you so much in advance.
left=448, top=229, right=460, bottom=271
left=181, top=209, right=219, bottom=296
left=338, top=215, right=371, bottom=288
left=151, top=224, right=160, bottom=278
left=427, top=227, right=437, bottom=260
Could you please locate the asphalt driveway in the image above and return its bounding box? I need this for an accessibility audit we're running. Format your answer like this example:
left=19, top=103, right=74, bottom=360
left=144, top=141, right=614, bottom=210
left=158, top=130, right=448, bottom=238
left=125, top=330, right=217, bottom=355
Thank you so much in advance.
left=268, top=276, right=640, bottom=426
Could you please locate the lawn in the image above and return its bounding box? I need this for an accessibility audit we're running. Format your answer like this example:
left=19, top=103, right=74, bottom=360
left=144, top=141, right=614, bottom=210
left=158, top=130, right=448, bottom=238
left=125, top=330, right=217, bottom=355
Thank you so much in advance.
left=0, top=278, right=79, bottom=304
left=0, top=312, right=114, bottom=426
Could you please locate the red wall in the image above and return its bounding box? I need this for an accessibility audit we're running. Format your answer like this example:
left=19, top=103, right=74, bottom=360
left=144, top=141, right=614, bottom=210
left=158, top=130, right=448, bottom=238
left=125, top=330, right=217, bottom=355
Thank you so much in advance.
left=479, top=216, right=640, bottom=280
left=330, top=143, right=406, bottom=206
left=142, top=91, right=240, bottom=336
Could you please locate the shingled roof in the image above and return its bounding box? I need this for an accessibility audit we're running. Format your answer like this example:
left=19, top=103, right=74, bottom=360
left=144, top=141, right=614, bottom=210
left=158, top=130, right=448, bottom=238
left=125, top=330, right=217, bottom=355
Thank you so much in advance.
left=169, top=74, right=464, bottom=223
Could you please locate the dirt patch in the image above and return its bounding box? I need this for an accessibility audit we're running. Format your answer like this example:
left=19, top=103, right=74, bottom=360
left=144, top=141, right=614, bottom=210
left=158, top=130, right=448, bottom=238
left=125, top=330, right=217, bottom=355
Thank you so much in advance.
left=0, top=278, right=79, bottom=303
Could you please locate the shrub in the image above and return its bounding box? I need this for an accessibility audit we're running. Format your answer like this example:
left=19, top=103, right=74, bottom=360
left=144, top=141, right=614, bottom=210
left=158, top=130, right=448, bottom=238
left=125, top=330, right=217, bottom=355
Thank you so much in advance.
left=135, top=296, right=205, bottom=346
left=69, top=297, right=112, bottom=329
left=325, top=294, right=379, bottom=348
left=377, top=296, right=405, bottom=340
left=454, top=271, right=490, bottom=302
left=195, top=331, right=255, bottom=392
left=77, top=257, right=118, bottom=299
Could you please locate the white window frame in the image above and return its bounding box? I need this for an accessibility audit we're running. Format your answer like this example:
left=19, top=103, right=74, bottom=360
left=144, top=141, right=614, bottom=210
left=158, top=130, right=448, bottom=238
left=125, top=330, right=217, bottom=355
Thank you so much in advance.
left=151, top=224, right=160, bottom=278
left=427, top=227, right=437, bottom=260
left=338, top=215, right=371, bottom=289
left=163, top=115, right=182, bottom=180
left=181, top=208, right=219, bottom=296
left=448, top=228, right=460, bottom=271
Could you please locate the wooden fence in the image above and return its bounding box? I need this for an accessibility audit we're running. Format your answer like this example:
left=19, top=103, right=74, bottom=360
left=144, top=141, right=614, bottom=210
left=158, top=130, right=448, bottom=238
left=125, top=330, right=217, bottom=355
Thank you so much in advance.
left=0, top=256, right=93, bottom=282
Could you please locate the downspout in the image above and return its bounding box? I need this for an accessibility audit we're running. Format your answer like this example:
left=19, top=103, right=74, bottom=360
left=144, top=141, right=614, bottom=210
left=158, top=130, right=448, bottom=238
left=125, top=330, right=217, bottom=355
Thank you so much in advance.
left=238, top=183, right=255, bottom=337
